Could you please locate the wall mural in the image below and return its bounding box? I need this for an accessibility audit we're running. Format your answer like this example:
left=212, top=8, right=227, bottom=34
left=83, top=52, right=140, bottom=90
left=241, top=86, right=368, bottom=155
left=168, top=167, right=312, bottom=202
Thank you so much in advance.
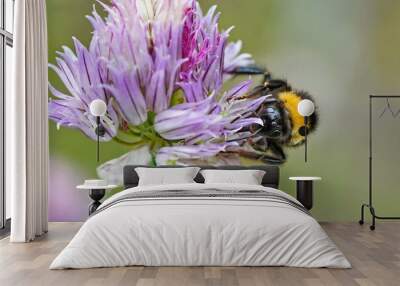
left=48, top=0, right=318, bottom=186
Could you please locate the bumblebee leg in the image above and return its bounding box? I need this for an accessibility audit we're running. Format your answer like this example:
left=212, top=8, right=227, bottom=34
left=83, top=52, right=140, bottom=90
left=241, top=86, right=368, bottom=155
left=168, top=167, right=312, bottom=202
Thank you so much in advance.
left=238, top=150, right=286, bottom=165
left=260, top=155, right=286, bottom=165
left=270, top=142, right=286, bottom=159
left=248, top=80, right=291, bottom=98
left=262, top=142, right=286, bottom=164
left=247, top=85, right=268, bottom=98
left=266, top=80, right=291, bottom=93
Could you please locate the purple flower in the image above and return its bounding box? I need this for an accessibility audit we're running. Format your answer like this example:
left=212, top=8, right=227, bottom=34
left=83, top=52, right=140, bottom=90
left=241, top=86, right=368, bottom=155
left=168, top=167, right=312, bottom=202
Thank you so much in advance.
left=48, top=38, right=118, bottom=141
left=178, top=2, right=254, bottom=100
left=49, top=0, right=262, bottom=165
left=155, top=80, right=264, bottom=141
left=154, top=80, right=266, bottom=164
left=179, top=4, right=228, bottom=97
left=88, top=0, right=187, bottom=115
left=223, top=41, right=254, bottom=81
left=156, top=142, right=238, bottom=166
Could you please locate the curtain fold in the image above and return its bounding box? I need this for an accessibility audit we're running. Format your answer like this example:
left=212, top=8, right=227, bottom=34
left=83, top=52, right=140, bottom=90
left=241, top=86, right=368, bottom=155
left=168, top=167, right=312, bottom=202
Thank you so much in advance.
left=7, top=0, right=49, bottom=242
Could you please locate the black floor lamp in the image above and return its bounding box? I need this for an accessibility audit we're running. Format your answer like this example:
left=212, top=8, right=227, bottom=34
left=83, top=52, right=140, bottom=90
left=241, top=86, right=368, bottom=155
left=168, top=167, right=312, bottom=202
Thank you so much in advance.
left=89, top=99, right=107, bottom=162
left=298, top=99, right=315, bottom=162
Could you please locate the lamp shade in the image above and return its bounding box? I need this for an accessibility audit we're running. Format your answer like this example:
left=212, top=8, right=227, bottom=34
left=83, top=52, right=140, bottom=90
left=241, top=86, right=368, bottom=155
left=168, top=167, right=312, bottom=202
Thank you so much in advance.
left=298, top=99, right=315, bottom=117
left=90, top=99, right=107, bottom=117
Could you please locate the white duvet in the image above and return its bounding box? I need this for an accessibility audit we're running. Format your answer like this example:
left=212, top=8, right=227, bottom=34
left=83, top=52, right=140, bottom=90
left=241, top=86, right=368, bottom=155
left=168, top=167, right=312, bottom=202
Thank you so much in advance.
left=50, top=183, right=351, bottom=269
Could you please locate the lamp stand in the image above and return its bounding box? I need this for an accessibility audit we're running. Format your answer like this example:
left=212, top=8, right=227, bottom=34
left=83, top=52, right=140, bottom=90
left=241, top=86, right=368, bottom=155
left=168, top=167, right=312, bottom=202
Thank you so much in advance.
left=304, top=116, right=308, bottom=162
left=96, top=116, right=100, bottom=162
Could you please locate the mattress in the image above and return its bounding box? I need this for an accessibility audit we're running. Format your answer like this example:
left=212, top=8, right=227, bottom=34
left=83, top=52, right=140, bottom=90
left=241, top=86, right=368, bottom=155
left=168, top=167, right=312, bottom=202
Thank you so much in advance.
left=50, top=183, right=351, bottom=269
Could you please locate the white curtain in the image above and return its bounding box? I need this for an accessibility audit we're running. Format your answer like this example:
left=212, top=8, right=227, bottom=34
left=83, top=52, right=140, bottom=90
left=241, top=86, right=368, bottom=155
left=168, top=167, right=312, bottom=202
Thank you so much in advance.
left=7, top=0, right=49, bottom=242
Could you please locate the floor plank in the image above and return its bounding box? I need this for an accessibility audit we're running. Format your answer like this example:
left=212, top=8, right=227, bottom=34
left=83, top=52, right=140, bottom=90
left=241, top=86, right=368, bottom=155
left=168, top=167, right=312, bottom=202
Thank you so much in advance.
left=0, top=222, right=399, bottom=286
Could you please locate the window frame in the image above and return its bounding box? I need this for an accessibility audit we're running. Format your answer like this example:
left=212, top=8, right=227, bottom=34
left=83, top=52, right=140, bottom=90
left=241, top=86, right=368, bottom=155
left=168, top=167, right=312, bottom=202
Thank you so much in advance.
left=0, top=0, right=14, bottom=233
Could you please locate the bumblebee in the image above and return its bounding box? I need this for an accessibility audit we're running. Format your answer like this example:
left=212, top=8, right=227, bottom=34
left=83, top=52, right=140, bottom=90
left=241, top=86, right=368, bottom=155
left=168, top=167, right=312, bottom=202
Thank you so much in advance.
left=228, top=66, right=319, bottom=164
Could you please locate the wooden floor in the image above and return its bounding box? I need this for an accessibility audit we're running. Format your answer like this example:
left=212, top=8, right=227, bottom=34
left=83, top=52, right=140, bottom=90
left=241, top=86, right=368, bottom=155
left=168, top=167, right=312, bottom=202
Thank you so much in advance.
left=0, top=222, right=399, bottom=286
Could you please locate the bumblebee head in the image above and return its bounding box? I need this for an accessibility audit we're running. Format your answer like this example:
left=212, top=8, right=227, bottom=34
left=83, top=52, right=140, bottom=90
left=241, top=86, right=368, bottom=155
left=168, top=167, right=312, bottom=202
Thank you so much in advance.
left=278, top=90, right=318, bottom=147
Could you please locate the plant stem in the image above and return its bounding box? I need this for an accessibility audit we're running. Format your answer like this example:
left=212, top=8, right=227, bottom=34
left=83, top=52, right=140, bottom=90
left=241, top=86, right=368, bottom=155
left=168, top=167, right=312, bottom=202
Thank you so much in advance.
left=112, top=137, right=146, bottom=147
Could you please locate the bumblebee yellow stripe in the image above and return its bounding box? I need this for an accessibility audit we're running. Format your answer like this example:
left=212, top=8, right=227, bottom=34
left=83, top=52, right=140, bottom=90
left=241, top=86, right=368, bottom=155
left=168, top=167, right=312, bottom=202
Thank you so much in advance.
left=278, top=91, right=305, bottom=146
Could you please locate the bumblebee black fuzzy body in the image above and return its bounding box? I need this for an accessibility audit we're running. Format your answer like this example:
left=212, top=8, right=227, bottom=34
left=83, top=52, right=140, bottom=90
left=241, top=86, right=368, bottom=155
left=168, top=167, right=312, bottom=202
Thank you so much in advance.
left=229, top=66, right=319, bottom=164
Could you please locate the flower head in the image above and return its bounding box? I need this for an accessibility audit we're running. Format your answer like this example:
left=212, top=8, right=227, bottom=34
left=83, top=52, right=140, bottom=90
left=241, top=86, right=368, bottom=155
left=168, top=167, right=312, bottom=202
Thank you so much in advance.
left=155, top=80, right=266, bottom=164
left=49, top=0, right=259, bottom=164
left=48, top=38, right=118, bottom=141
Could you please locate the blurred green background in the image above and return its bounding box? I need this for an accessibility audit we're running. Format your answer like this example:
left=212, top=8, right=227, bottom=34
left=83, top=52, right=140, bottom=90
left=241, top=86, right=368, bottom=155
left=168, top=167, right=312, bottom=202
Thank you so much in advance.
left=47, top=0, right=400, bottom=221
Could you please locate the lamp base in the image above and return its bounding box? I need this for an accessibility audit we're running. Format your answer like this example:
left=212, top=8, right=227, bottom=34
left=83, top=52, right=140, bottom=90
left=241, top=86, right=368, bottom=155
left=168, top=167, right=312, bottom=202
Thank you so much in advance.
left=88, top=189, right=105, bottom=215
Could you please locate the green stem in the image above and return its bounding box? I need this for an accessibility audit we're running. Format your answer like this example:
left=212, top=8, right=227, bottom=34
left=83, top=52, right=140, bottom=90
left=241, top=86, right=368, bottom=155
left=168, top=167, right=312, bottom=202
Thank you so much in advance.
left=112, top=137, right=146, bottom=147
left=129, top=125, right=143, bottom=133
left=119, top=127, right=141, bottom=137
left=119, top=127, right=154, bottom=142
left=117, top=120, right=172, bottom=149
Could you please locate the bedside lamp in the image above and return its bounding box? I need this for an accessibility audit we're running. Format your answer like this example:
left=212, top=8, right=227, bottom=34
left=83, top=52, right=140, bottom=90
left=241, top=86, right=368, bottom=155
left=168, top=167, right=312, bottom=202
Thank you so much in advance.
left=90, top=99, right=107, bottom=162
left=298, top=99, right=315, bottom=162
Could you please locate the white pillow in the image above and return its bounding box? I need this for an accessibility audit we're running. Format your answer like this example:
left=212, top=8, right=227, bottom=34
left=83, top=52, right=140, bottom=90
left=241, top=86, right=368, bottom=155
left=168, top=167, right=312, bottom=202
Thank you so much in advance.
left=200, top=169, right=266, bottom=185
left=135, top=167, right=200, bottom=186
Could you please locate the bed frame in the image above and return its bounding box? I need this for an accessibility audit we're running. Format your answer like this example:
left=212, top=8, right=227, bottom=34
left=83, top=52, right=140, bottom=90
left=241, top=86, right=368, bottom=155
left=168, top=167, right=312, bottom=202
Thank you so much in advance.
left=123, top=165, right=280, bottom=189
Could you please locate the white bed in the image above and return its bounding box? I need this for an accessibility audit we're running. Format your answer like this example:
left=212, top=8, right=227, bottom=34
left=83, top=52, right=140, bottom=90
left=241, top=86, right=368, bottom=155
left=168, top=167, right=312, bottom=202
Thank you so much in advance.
left=50, top=168, right=350, bottom=269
